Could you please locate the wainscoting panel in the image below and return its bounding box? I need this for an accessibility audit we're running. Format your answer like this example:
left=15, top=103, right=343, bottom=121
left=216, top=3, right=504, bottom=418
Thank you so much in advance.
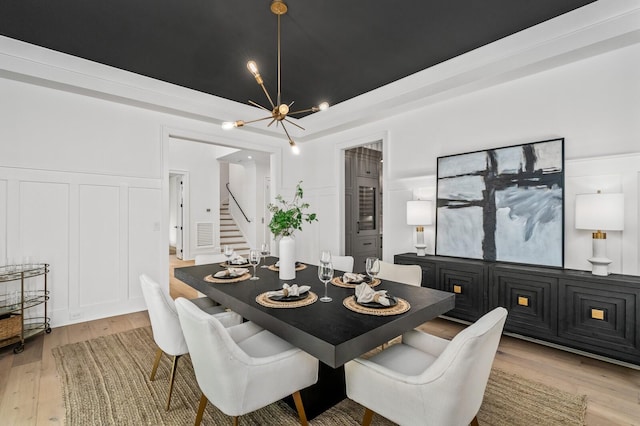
left=19, top=181, right=70, bottom=316
left=128, top=187, right=162, bottom=300
left=78, top=184, right=120, bottom=307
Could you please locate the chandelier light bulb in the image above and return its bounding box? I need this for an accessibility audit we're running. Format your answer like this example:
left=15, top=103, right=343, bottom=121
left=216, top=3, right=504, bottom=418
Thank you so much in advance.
left=247, top=61, right=259, bottom=76
left=289, top=140, right=300, bottom=154
left=318, top=102, right=329, bottom=111
left=221, top=121, right=235, bottom=130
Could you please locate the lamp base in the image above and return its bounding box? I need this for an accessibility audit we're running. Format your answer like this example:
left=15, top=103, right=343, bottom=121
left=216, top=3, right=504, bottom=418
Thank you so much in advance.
left=588, top=257, right=612, bottom=276
left=415, top=244, right=427, bottom=257
left=589, top=237, right=612, bottom=276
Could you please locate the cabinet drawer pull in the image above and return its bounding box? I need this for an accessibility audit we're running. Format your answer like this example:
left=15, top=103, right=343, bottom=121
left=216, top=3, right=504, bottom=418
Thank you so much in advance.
left=362, top=242, right=372, bottom=246
left=517, top=296, right=529, bottom=307
left=453, top=285, right=462, bottom=294
left=591, top=308, right=605, bottom=320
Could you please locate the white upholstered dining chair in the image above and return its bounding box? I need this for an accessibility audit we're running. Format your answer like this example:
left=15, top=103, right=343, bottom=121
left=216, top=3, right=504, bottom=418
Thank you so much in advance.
left=139, top=274, right=242, bottom=410
left=331, top=255, right=354, bottom=273
left=376, top=260, right=422, bottom=286
left=194, top=253, right=227, bottom=265
left=175, top=297, right=319, bottom=426
left=345, top=307, right=508, bottom=426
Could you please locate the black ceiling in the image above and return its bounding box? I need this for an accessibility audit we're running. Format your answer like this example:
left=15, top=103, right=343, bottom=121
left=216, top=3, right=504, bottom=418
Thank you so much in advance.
left=1, top=1, right=596, bottom=117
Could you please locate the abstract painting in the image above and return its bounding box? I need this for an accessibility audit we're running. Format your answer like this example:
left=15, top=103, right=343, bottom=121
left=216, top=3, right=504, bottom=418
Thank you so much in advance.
left=436, top=138, right=564, bottom=267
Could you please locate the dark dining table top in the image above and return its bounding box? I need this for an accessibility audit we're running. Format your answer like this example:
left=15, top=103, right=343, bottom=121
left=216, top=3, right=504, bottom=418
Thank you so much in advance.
left=175, top=257, right=455, bottom=368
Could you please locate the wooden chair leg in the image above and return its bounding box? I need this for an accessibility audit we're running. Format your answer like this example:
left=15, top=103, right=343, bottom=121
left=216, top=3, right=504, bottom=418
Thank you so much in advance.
left=150, top=348, right=163, bottom=381
left=165, top=355, right=181, bottom=411
left=471, top=416, right=480, bottom=426
left=292, top=390, right=309, bottom=426
left=362, top=407, right=374, bottom=426
left=232, top=416, right=239, bottom=426
left=194, top=393, right=208, bottom=426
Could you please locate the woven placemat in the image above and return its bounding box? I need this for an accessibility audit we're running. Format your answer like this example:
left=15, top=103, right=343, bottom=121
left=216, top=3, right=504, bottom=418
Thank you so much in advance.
left=331, top=277, right=381, bottom=288
left=204, top=273, right=251, bottom=284
left=342, top=295, right=410, bottom=316
left=267, top=263, right=307, bottom=272
left=256, top=291, right=318, bottom=308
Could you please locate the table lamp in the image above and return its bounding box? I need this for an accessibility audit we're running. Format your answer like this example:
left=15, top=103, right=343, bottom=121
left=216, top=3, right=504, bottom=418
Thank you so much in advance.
left=407, top=200, right=433, bottom=256
left=575, top=191, right=624, bottom=276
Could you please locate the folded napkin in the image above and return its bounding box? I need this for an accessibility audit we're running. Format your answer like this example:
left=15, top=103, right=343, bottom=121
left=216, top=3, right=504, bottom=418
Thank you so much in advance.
left=230, top=255, right=248, bottom=264
left=355, top=282, right=391, bottom=306
left=267, top=283, right=310, bottom=298
left=342, top=273, right=367, bottom=284
left=214, top=268, right=246, bottom=278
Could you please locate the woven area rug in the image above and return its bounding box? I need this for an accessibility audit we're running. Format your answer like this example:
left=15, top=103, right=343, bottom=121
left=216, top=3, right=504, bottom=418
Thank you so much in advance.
left=52, top=327, right=586, bottom=425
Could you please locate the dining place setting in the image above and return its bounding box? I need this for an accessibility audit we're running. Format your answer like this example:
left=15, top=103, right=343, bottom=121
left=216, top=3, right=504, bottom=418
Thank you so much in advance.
left=331, top=256, right=382, bottom=288
left=205, top=246, right=263, bottom=283
left=337, top=256, right=412, bottom=316
left=255, top=282, right=319, bottom=308
left=258, top=250, right=411, bottom=316
left=201, top=246, right=412, bottom=317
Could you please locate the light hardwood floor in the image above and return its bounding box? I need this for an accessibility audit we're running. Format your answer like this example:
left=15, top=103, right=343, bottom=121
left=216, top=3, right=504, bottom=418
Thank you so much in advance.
left=1, top=255, right=638, bottom=425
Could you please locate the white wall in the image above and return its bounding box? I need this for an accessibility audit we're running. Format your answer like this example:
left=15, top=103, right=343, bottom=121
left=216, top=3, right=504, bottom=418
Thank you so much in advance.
left=286, top=43, right=640, bottom=275
left=228, top=163, right=252, bottom=244
left=0, top=72, right=278, bottom=326
left=226, top=160, right=270, bottom=249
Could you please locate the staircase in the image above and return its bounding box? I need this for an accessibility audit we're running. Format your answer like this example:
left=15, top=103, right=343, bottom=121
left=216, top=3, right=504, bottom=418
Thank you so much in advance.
left=219, top=202, right=250, bottom=256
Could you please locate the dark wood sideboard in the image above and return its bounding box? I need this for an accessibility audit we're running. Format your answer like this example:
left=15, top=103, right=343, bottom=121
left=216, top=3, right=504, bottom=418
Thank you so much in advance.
left=395, top=253, right=640, bottom=367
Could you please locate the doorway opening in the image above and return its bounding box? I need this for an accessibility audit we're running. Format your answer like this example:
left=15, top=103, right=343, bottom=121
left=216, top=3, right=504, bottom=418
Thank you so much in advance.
left=169, top=171, right=187, bottom=259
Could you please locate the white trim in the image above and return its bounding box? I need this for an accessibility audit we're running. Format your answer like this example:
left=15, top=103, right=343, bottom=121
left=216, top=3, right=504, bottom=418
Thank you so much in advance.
left=2, top=1, right=638, bottom=143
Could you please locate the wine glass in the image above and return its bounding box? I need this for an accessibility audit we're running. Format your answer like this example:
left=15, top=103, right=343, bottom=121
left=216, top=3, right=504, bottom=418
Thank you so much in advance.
left=320, top=250, right=332, bottom=265
left=318, top=262, right=334, bottom=302
left=365, top=257, right=380, bottom=282
left=260, top=243, right=270, bottom=268
left=249, top=249, right=261, bottom=280
left=223, top=245, right=234, bottom=271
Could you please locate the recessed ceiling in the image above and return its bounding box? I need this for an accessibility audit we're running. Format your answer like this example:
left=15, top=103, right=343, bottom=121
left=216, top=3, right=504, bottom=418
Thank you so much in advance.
left=0, top=1, right=596, bottom=117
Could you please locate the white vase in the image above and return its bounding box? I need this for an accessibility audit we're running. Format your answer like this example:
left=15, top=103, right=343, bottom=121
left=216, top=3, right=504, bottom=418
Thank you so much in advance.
left=278, top=236, right=296, bottom=280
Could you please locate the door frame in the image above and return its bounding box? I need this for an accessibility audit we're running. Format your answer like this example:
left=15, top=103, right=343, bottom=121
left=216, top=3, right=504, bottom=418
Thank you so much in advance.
left=169, top=169, right=190, bottom=260
left=335, top=131, right=389, bottom=259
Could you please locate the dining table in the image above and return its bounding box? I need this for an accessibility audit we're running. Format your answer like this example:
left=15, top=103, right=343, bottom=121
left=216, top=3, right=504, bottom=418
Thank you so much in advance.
left=174, top=256, right=455, bottom=418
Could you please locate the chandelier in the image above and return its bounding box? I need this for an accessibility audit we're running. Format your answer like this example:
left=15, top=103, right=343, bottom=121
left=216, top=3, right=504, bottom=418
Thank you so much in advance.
left=221, top=0, right=328, bottom=154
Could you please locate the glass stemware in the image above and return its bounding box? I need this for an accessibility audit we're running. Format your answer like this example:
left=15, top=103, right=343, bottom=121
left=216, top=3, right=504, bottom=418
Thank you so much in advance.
left=365, top=257, right=380, bottom=282
left=223, top=245, right=234, bottom=271
left=318, top=262, right=334, bottom=302
left=320, top=250, right=332, bottom=265
left=260, top=243, right=270, bottom=268
left=249, top=249, right=261, bottom=280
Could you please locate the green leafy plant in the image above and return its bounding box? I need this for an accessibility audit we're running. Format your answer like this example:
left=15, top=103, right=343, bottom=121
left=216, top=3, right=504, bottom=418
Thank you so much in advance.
left=268, top=181, right=318, bottom=238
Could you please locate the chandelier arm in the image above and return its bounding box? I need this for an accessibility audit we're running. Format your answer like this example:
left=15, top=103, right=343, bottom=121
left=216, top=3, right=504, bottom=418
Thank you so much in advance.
left=258, top=83, right=276, bottom=109
left=284, top=118, right=306, bottom=131
left=277, top=12, right=282, bottom=107
left=248, top=100, right=272, bottom=112
left=281, top=121, right=295, bottom=143
left=267, top=118, right=277, bottom=127
left=288, top=107, right=319, bottom=115
left=241, top=115, right=276, bottom=125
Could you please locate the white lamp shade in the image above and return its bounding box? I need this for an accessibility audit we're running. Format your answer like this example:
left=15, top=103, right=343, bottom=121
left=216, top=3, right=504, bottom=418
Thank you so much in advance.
left=575, top=193, right=624, bottom=231
left=407, top=200, right=433, bottom=225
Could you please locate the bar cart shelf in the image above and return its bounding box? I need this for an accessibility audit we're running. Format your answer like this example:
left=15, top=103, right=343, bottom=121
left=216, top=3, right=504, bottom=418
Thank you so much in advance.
left=0, top=264, right=51, bottom=354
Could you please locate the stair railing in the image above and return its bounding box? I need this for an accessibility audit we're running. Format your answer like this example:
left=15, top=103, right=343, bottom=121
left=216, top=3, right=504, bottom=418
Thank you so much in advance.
left=226, top=183, right=251, bottom=223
